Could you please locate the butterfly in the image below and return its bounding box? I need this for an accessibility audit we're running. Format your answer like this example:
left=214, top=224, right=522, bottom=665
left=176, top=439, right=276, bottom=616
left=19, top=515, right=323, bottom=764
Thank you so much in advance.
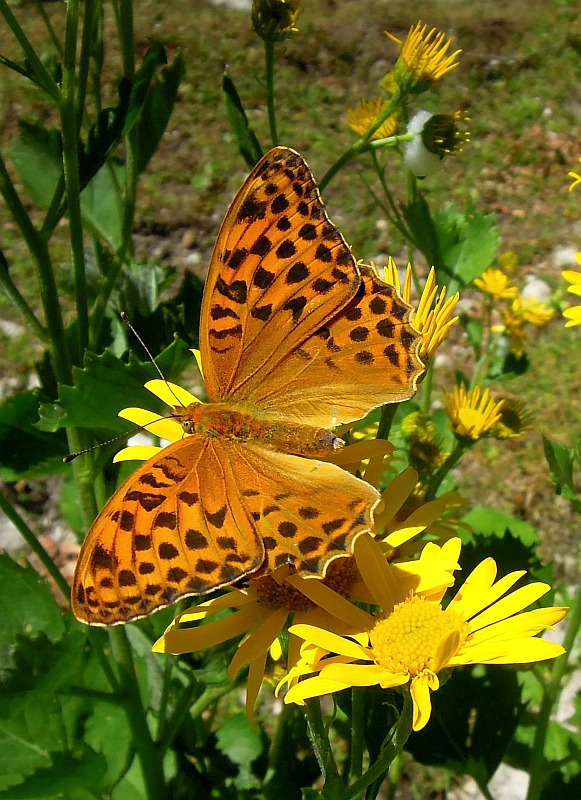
left=72, top=146, right=424, bottom=626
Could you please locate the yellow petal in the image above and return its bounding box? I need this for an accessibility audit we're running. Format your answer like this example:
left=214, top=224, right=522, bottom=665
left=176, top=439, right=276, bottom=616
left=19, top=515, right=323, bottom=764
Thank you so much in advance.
left=190, top=348, right=204, bottom=377
left=246, top=651, right=268, bottom=727
left=286, top=574, right=374, bottom=630
left=145, top=378, right=200, bottom=407
left=289, top=624, right=371, bottom=660
left=284, top=675, right=350, bottom=705
left=114, top=445, right=162, bottom=462
left=451, top=637, right=565, bottom=666
left=410, top=672, right=439, bottom=731
left=354, top=533, right=400, bottom=611
left=467, top=583, right=550, bottom=631
left=326, top=438, right=394, bottom=466
left=118, top=408, right=184, bottom=441
left=154, top=603, right=264, bottom=654
left=323, top=662, right=408, bottom=689
left=228, top=607, right=288, bottom=679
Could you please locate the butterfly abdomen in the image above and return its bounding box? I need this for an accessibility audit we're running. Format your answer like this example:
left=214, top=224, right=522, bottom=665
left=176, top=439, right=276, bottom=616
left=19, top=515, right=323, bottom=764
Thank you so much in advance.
left=187, top=402, right=343, bottom=457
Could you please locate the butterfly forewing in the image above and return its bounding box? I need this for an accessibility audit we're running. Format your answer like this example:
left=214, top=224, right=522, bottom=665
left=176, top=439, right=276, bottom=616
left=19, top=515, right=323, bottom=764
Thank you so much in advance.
left=250, top=266, right=424, bottom=427
left=200, top=147, right=360, bottom=401
left=72, top=437, right=264, bottom=625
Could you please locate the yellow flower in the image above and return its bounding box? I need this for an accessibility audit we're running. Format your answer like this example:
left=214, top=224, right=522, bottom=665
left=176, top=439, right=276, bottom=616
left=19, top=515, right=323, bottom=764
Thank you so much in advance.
left=252, top=0, right=301, bottom=42
left=380, top=261, right=459, bottom=360
left=562, top=256, right=581, bottom=328
left=283, top=535, right=567, bottom=732
left=445, top=384, right=504, bottom=441
left=400, top=411, right=447, bottom=478
left=568, top=157, right=581, bottom=192
left=516, top=296, right=555, bottom=327
left=153, top=460, right=454, bottom=722
left=387, top=21, right=461, bottom=93
left=347, top=98, right=399, bottom=140
left=498, top=250, right=518, bottom=272
left=475, top=268, right=519, bottom=300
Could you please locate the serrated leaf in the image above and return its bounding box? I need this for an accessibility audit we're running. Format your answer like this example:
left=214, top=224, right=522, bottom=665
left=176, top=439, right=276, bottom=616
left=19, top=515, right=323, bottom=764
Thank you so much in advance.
left=461, top=505, right=537, bottom=547
left=0, top=555, right=65, bottom=647
left=0, top=748, right=107, bottom=798
left=223, top=70, right=263, bottom=168
left=37, top=350, right=166, bottom=434
left=0, top=390, right=68, bottom=479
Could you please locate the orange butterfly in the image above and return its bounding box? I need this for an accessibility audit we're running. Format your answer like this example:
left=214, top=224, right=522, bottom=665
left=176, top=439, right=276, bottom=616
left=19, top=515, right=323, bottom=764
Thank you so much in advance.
left=72, top=147, right=424, bottom=626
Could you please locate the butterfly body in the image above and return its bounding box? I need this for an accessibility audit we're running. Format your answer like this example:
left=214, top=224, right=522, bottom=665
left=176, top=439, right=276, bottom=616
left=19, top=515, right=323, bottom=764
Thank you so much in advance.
left=72, top=146, right=424, bottom=626
left=177, top=401, right=343, bottom=457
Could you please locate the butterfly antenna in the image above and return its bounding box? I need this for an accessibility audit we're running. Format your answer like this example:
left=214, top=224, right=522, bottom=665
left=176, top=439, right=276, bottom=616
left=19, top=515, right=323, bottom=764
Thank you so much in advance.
left=120, top=311, right=186, bottom=408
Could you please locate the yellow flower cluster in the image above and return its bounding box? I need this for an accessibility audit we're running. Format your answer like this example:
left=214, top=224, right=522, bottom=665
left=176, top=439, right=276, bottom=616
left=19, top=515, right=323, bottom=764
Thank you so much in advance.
left=562, top=162, right=581, bottom=326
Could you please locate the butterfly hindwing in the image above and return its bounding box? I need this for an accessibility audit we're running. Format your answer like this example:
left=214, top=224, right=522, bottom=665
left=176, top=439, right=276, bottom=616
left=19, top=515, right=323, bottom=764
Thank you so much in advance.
left=249, top=265, right=424, bottom=427
left=72, top=436, right=265, bottom=625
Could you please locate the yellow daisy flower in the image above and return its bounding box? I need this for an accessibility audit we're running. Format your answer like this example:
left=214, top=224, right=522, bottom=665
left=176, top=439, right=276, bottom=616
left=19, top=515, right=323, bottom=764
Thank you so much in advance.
left=492, top=394, right=534, bottom=439
left=445, top=384, right=504, bottom=441
left=153, top=460, right=455, bottom=722
left=346, top=98, right=399, bottom=140
left=562, top=255, right=581, bottom=328
left=382, top=261, right=459, bottom=360
left=387, top=21, right=461, bottom=92
left=474, top=268, right=519, bottom=300
left=283, top=535, right=567, bottom=732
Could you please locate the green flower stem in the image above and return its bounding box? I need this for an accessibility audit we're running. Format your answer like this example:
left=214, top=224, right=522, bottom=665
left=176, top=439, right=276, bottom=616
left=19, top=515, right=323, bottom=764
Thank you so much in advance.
left=369, top=147, right=416, bottom=245
left=41, top=173, right=66, bottom=237
left=0, top=153, right=70, bottom=383
left=0, top=250, right=48, bottom=344
left=61, top=0, right=89, bottom=363
left=0, top=490, right=70, bottom=600
left=424, top=439, right=469, bottom=502
left=346, top=689, right=412, bottom=800
left=377, top=402, right=398, bottom=441
left=0, top=0, right=61, bottom=100
left=319, top=90, right=404, bottom=192
left=116, top=0, right=136, bottom=79
left=33, top=0, right=64, bottom=58
left=348, top=687, right=365, bottom=782
left=264, top=39, right=279, bottom=146
left=109, top=626, right=166, bottom=800
left=87, top=628, right=122, bottom=693
left=527, top=561, right=581, bottom=800
left=304, top=698, right=346, bottom=799
left=420, top=360, right=434, bottom=413
left=75, top=0, right=97, bottom=129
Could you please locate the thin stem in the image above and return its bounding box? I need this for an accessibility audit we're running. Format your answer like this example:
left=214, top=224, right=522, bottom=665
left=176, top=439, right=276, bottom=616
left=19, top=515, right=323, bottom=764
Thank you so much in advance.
left=264, top=39, right=278, bottom=146
left=420, top=360, right=434, bottom=413
left=377, top=403, right=398, bottom=441
left=116, top=0, right=136, bottom=79
left=32, top=0, right=64, bottom=58
left=109, top=627, right=166, bottom=800
left=61, top=0, right=89, bottom=363
left=527, top=561, right=581, bottom=800
left=0, top=153, right=70, bottom=382
left=346, top=690, right=413, bottom=800
left=0, top=490, right=70, bottom=599
left=424, top=439, right=468, bottom=502
left=349, top=687, right=365, bottom=783
left=75, top=0, right=97, bottom=130
left=304, top=698, right=345, bottom=799
left=0, top=250, right=48, bottom=343
left=0, top=0, right=61, bottom=100
left=159, top=681, right=231, bottom=757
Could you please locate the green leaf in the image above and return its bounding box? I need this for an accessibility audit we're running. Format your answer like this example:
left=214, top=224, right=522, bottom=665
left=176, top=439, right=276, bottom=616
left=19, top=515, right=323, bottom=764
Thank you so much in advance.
left=215, top=714, right=263, bottom=789
left=0, top=555, right=65, bottom=648
left=433, top=203, right=499, bottom=292
left=134, top=53, right=185, bottom=174
left=0, top=748, right=107, bottom=798
left=10, top=122, right=62, bottom=208
left=461, top=505, right=538, bottom=548
left=543, top=436, right=576, bottom=494
left=402, top=192, right=440, bottom=268
left=84, top=703, right=133, bottom=791
left=81, top=162, right=124, bottom=251
left=37, top=350, right=166, bottom=434
left=223, top=70, right=263, bottom=168
left=80, top=79, right=132, bottom=188
left=0, top=390, right=68, bottom=479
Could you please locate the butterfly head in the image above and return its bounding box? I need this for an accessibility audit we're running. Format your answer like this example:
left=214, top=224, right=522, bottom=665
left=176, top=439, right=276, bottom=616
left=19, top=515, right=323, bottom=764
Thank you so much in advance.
left=171, top=403, right=201, bottom=436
